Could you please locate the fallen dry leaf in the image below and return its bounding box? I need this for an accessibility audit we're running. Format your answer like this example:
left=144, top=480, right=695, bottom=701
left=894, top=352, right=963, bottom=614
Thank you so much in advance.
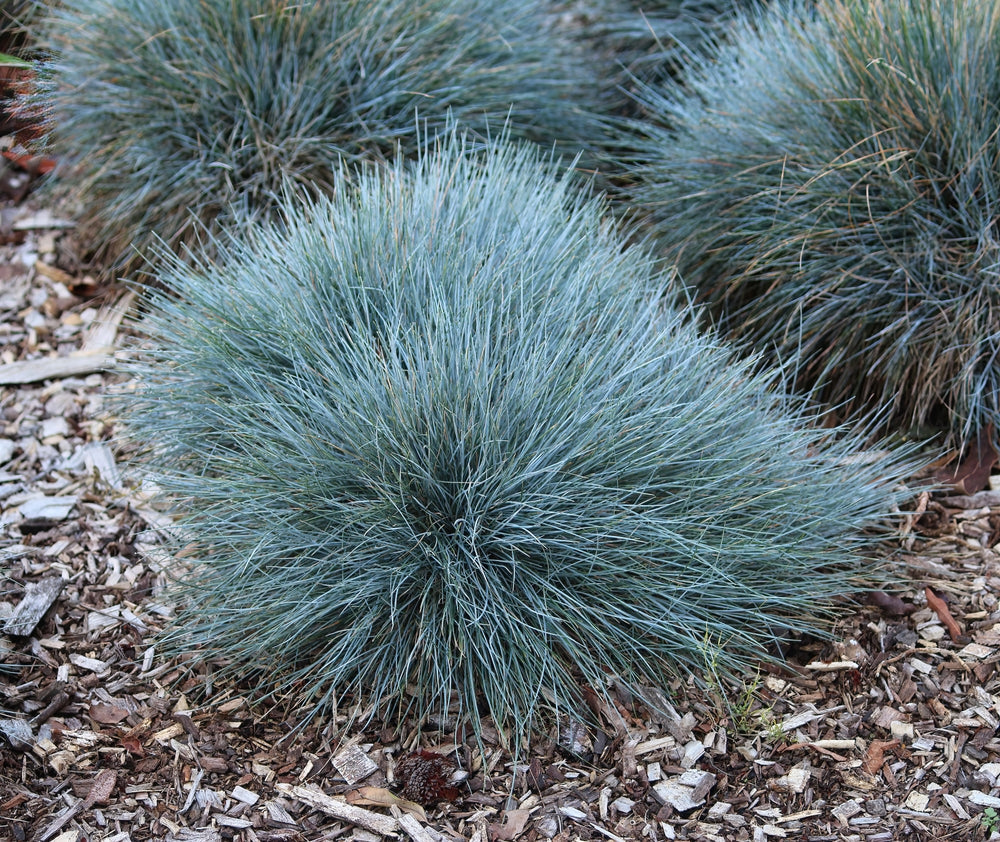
left=862, top=739, right=900, bottom=776
left=345, top=786, right=427, bottom=823
left=935, top=425, right=998, bottom=494
left=866, top=591, right=914, bottom=616
left=119, top=733, right=146, bottom=757
left=492, top=808, right=532, bottom=841
left=2, top=149, right=56, bottom=175
left=925, top=586, right=962, bottom=642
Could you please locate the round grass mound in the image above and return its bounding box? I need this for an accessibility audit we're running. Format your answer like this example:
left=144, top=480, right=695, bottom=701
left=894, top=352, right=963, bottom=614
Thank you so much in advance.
left=627, top=0, right=1000, bottom=453
left=35, top=0, right=610, bottom=275
left=122, top=129, right=917, bottom=741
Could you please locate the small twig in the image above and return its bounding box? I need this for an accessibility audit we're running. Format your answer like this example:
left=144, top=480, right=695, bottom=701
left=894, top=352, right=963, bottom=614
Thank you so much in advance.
left=31, top=691, right=70, bottom=727
left=391, top=805, right=441, bottom=842
left=780, top=741, right=850, bottom=762
left=276, top=783, right=399, bottom=836
left=180, top=768, right=203, bottom=814
left=37, top=800, right=83, bottom=842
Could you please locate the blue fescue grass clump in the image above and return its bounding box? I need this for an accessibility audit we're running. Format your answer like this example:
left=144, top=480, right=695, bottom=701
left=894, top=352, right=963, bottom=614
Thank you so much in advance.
left=120, top=129, right=919, bottom=742
left=33, top=0, right=611, bottom=275
left=626, top=0, right=1000, bottom=454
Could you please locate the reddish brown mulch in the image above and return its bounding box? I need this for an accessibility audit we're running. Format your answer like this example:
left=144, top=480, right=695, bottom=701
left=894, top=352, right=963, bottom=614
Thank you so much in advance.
left=2, top=165, right=1000, bottom=842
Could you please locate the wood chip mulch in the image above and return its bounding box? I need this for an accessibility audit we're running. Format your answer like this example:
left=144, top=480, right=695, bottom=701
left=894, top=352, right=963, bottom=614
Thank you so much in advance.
left=3, top=160, right=1000, bottom=842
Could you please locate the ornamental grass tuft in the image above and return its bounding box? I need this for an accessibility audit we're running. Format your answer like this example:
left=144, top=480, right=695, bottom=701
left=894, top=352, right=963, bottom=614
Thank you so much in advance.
left=34, top=0, right=610, bottom=275
left=121, top=129, right=918, bottom=742
left=627, top=0, right=1000, bottom=453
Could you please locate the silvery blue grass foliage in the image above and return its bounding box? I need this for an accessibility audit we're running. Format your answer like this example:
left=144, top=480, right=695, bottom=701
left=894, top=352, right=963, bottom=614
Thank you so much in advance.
left=34, top=0, right=610, bottom=274
left=121, top=129, right=917, bottom=741
left=626, top=0, right=1000, bottom=453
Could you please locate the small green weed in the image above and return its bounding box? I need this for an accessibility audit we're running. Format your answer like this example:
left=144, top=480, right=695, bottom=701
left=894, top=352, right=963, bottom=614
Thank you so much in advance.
left=702, top=638, right=762, bottom=734
left=762, top=716, right=789, bottom=746
left=726, top=677, right=761, bottom=733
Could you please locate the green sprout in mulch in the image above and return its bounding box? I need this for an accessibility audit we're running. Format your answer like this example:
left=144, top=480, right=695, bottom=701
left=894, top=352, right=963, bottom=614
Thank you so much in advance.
left=32, top=0, right=612, bottom=276
left=625, top=0, right=1000, bottom=455
left=120, top=128, right=920, bottom=745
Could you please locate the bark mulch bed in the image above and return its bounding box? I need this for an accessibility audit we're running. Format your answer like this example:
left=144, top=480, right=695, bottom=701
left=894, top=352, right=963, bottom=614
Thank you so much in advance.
left=3, top=159, right=1000, bottom=842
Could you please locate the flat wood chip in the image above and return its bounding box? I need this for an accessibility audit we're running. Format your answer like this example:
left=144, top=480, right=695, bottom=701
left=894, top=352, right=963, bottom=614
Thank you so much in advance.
left=0, top=350, right=114, bottom=385
left=4, top=577, right=64, bottom=636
